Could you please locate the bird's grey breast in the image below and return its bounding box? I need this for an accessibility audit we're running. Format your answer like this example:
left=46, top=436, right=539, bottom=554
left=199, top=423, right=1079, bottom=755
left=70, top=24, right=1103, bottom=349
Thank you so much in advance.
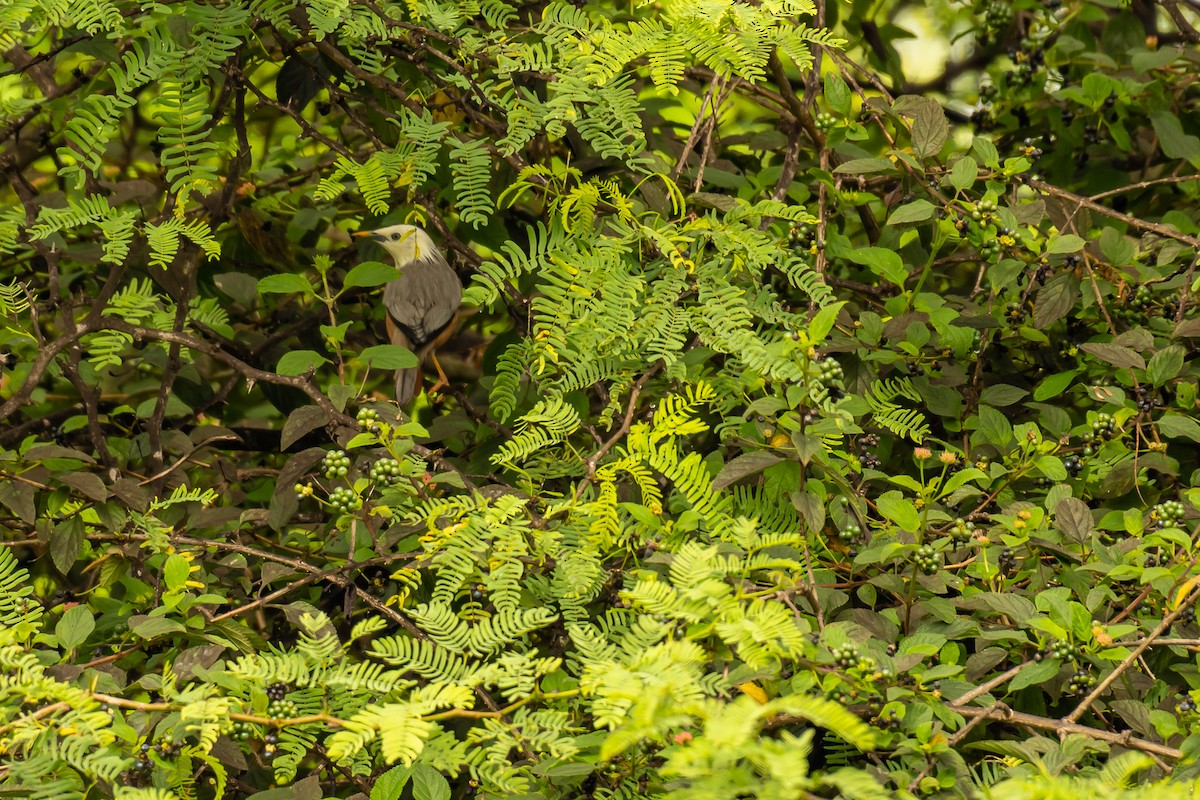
left=383, top=255, right=462, bottom=347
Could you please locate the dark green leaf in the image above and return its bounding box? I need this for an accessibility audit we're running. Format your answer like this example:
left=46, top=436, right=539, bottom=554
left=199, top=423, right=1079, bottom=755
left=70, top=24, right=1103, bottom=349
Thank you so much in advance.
left=276, top=350, right=329, bottom=376
left=360, top=344, right=420, bottom=370
left=713, top=452, right=784, bottom=490
left=411, top=765, right=450, bottom=800
left=1033, top=371, right=1077, bottom=402
left=1009, top=659, right=1061, bottom=692
left=371, top=766, right=413, bottom=800
left=1079, top=343, right=1146, bottom=370
left=888, top=200, right=935, bottom=225
left=846, top=247, right=906, bottom=288
left=834, top=158, right=895, bottom=174
left=979, top=384, right=1026, bottom=407
left=1033, top=274, right=1079, bottom=329
left=823, top=72, right=852, bottom=116
left=344, top=260, right=399, bottom=289
left=1150, top=111, right=1200, bottom=164
left=257, top=273, right=314, bottom=295
left=1055, top=497, right=1094, bottom=541
left=948, top=157, right=977, bottom=191
left=911, top=100, right=948, bottom=158
left=56, top=605, right=95, bottom=651
left=1146, top=345, right=1185, bottom=386
left=1157, top=414, right=1200, bottom=442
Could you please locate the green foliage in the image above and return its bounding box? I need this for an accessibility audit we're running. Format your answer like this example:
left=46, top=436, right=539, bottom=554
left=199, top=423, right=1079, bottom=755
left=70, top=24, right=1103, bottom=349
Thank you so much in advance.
left=4, top=0, right=1200, bottom=798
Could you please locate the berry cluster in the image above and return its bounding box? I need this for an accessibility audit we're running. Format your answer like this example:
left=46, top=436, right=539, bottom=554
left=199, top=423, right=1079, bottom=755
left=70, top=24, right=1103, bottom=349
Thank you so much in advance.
left=1036, top=640, right=1081, bottom=662
left=1080, top=413, right=1115, bottom=456
left=357, top=407, right=382, bottom=434
left=293, top=482, right=313, bottom=500
left=1004, top=302, right=1027, bottom=324
left=787, top=221, right=821, bottom=255
left=816, top=357, right=844, bottom=384
left=856, top=434, right=881, bottom=470
left=268, top=697, right=298, bottom=719
left=328, top=487, right=362, bottom=513
left=976, top=0, right=1012, bottom=45
left=1062, top=455, right=1083, bottom=476
left=870, top=707, right=903, bottom=731
left=1177, top=696, right=1197, bottom=715
left=814, top=111, right=838, bottom=130
left=262, top=731, right=280, bottom=761
left=839, top=522, right=863, bottom=544
left=999, top=547, right=1017, bottom=573
left=267, top=682, right=289, bottom=701
left=914, top=544, right=942, bottom=574
left=1065, top=668, right=1097, bottom=695
left=1134, top=385, right=1159, bottom=413
left=369, top=458, right=402, bottom=486
left=1151, top=500, right=1186, bottom=529
left=322, top=450, right=351, bottom=479
left=829, top=643, right=874, bottom=671
left=1018, top=137, right=1044, bottom=160
left=229, top=721, right=256, bottom=742
left=951, top=517, right=976, bottom=542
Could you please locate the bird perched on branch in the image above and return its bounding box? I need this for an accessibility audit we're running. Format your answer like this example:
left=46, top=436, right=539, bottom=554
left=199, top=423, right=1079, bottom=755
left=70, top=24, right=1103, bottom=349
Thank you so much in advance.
left=354, top=224, right=462, bottom=405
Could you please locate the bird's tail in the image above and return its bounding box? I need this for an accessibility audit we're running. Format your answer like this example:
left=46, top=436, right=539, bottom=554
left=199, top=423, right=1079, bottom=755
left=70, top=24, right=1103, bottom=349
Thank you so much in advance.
left=394, top=367, right=420, bottom=406
left=386, top=315, right=421, bottom=405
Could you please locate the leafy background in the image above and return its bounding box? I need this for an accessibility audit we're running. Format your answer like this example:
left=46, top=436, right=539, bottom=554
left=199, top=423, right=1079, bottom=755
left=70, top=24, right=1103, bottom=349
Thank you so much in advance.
left=2, top=0, right=1200, bottom=798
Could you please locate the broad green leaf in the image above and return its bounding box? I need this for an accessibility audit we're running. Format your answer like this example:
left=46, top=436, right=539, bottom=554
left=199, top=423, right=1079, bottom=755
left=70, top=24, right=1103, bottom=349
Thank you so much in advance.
left=411, top=764, right=450, bottom=800
left=1045, top=234, right=1086, bottom=255
left=56, top=605, right=95, bottom=651
left=360, top=344, right=420, bottom=370
left=1055, top=497, right=1094, bottom=540
left=1010, top=659, right=1061, bottom=691
left=163, top=554, right=191, bottom=591
left=1035, top=455, right=1067, bottom=481
left=807, top=301, right=845, bottom=343
left=277, top=350, right=329, bottom=376
left=877, top=490, right=920, bottom=532
left=1150, top=111, right=1200, bottom=164
left=257, top=273, right=314, bottom=295
left=846, top=247, right=906, bottom=288
left=834, top=157, right=895, bottom=174
left=1079, top=343, right=1145, bottom=370
left=979, top=384, right=1026, bottom=407
left=1033, top=371, right=1077, bottom=401
left=823, top=72, right=852, bottom=116
left=948, top=156, right=977, bottom=191
left=371, top=766, right=413, bottom=800
left=972, top=136, right=1000, bottom=168
left=1033, top=274, right=1079, bottom=329
left=1146, top=345, right=1185, bottom=386
left=1158, top=414, right=1200, bottom=442
left=911, top=99, right=948, bottom=158
left=344, top=260, right=399, bottom=289
left=888, top=200, right=935, bottom=225
left=713, top=452, right=785, bottom=490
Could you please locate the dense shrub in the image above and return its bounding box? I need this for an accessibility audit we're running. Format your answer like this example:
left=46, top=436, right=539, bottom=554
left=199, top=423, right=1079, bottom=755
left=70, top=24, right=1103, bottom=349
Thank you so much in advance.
left=2, top=0, right=1200, bottom=798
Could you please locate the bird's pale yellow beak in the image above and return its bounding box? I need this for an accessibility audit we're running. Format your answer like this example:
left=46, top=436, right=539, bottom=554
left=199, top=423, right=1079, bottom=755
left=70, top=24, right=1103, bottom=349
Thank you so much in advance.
left=353, top=230, right=375, bottom=239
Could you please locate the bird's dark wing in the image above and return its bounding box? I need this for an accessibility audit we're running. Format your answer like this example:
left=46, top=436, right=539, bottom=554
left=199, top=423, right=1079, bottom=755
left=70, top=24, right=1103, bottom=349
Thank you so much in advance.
left=382, top=254, right=462, bottom=349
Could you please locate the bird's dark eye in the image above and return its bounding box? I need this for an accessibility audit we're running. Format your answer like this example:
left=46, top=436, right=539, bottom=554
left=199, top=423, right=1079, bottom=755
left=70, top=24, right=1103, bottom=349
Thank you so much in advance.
left=391, top=233, right=400, bottom=240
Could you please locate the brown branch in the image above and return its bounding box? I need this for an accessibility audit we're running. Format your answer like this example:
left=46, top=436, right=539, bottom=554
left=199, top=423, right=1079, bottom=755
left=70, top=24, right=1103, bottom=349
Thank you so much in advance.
left=571, top=362, right=663, bottom=502
left=1028, top=178, right=1200, bottom=249
left=948, top=702, right=1180, bottom=762
left=1065, top=584, right=1200, bottom=724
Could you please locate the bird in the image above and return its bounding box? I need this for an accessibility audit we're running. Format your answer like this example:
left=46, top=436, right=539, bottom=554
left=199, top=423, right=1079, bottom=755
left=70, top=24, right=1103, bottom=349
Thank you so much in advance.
left=353, top=224, right=462, bottom=405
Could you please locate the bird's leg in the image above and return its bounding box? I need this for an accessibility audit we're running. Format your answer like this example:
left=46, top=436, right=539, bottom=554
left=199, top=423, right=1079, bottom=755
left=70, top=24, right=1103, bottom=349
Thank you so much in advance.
left=426, top=352, right=451, bottom=395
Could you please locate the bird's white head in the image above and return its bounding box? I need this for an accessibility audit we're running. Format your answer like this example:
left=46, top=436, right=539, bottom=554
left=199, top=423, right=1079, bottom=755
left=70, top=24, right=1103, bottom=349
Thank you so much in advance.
left=354, top=224, right=439, bottom=267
